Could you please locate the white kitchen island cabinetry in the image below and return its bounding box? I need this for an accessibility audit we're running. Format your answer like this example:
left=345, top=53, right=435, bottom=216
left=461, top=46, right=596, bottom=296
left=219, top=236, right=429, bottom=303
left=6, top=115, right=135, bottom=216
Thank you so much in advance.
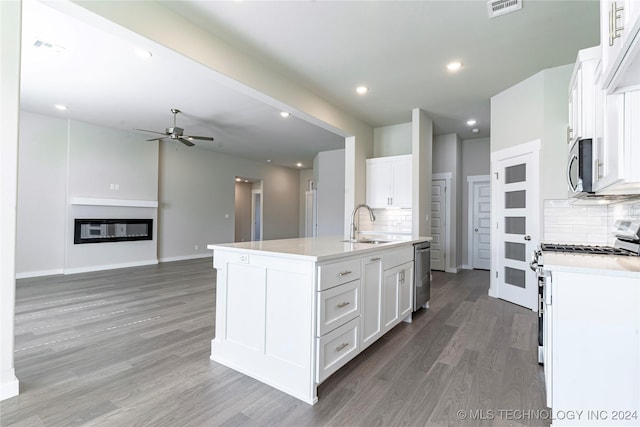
left=208, top=237, right=427, bottom=405
left=366, top=154, right=412, bottom=208
left=542, top=253, right=640, bottom=426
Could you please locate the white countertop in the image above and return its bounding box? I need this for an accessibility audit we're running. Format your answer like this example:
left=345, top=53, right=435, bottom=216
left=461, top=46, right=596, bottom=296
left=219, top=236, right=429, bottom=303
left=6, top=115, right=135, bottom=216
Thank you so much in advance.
left=542, top=252, right=640, bottom=278
left=208, top=236, right=432, bottom=262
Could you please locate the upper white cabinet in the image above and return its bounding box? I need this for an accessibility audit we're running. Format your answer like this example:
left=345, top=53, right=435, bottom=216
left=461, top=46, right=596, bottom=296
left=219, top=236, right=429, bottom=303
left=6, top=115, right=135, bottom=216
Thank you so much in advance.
left=568, top=47, right=599, bottom=144
left=600, top=0, right=640, bottom=92
left=594, top=89, right=640, bottom=194
left=366, top=154, right=412, bottom=209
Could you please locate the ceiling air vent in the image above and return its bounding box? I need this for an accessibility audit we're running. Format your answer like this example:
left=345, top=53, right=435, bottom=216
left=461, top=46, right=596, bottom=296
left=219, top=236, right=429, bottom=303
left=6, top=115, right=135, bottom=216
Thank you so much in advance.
left=487, top=0, right=522, bottom=18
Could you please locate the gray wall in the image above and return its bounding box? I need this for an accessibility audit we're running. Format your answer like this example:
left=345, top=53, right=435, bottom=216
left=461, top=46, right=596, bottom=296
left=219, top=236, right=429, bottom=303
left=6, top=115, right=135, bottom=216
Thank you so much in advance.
left=461, top=137, right=490, bottom=267
left=374, top=123, right=412, bottom=157
left=433, top=133, right=462, bottom=271
left=491, top=64, right=572, bottom=201
left=234, top=182, right=252, bottom=242
left=16, top=111, right=302, bottom=274
left=314, top=149, right=346, bottom=237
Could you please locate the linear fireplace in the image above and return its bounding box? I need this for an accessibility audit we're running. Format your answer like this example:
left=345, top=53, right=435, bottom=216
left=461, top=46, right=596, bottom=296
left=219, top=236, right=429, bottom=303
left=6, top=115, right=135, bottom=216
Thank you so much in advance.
left=74, top=218, right=153, bottom=244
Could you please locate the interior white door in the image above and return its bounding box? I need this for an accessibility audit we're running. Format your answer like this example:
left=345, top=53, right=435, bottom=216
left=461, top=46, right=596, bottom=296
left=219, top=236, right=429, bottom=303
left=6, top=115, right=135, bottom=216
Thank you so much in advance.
left=430, top=180, right=446, bottom=271
left=495, top=151, right=539, bottom=310
left=472, top=182, right=491, bottom=270
left=251, top=190, right=262, bottom=241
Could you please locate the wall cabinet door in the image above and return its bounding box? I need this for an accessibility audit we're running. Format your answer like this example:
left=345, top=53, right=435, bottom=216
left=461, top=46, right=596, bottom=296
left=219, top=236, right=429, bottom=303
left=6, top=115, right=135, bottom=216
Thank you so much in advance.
left=360, top=255, right=383, bottom=350
left=601, top=0, right=640, bottom=91
left=366, top=155, right=412, bottom=208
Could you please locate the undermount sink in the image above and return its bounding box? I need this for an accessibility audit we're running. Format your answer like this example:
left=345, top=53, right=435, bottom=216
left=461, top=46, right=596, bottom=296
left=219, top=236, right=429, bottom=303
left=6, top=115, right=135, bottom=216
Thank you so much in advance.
left=341, top=238, right=391, bottom=244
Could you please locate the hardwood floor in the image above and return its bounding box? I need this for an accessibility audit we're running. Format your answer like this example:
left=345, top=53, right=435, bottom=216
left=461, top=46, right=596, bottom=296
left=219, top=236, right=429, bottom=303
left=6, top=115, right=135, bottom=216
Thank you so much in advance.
left=1, top=259, right=548, bottom=426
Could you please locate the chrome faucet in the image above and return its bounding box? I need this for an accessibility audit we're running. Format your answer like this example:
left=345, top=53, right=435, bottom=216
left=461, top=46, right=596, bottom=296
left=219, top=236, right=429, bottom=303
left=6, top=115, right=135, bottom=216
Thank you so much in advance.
left=350, top=204, right=376, bottom=241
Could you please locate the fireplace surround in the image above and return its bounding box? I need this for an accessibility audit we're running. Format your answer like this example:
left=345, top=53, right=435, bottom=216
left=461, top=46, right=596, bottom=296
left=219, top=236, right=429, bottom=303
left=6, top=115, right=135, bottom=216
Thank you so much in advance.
left=74, top=218, right=153, bottom=244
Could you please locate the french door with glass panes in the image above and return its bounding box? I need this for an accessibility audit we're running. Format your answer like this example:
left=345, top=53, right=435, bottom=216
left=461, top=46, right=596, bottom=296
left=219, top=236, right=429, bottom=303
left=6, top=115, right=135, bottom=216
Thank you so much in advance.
left=494, top=143, right=539, bottom=310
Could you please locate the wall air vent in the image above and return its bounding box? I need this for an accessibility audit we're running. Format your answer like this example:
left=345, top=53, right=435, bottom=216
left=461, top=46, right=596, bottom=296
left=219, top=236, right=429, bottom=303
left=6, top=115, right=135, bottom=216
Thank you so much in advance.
left=487, top=0, right=523, bottom=18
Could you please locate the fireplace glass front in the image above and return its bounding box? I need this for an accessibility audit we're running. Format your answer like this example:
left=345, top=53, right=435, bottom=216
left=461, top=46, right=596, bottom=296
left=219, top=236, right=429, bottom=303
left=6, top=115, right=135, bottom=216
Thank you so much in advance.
left=74, top=219, right=153, bottom=244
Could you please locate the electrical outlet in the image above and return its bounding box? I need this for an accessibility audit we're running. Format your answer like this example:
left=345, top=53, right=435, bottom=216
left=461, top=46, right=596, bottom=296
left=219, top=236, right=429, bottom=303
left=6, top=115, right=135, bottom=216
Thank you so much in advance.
left=239, top=254, right=249, bottom=264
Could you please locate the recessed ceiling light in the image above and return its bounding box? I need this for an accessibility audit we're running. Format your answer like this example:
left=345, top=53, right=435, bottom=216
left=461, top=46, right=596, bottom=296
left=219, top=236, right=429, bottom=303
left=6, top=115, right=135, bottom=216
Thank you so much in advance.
left=446, top=61, right=463, bottom=72
left=135, top=49, right=152, bottom=59
left=54, top=104, right=67, bottom=111
left=267, top=159, right=272, bottom=163
left=356, top=86, right=369, bottom=95
left=280, top=111, right=290, bottom=118
left=244, top=180, right=249, bottom=183
left=467, top=119, right=477, bottom=126
left=235, top=177, right=242, bottom=182
left=472, top=128, right=479, bottom=134
left=296, top=162, right=303, bottom=168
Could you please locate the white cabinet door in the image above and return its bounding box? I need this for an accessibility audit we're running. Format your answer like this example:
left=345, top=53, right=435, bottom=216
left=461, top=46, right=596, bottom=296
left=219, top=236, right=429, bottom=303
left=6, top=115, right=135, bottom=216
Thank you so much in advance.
left=360, top=255, right=383, bottom=350
left=601, top=0, right=640, bottom=91
left=594, top=89, right=640, bottom=193
left=366, top=155, right=412, bottom=208
left=390, top=156, right=412, bottom=208
left=397, top=261, right=414, bottom=321
left=382, top=265, right=400, bottom=332
left=366, top=160, right=392, bottom=208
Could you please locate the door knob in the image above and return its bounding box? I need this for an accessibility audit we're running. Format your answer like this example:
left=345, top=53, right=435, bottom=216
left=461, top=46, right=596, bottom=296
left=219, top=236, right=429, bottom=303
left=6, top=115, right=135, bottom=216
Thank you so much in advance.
left=524, top=235, right=531, bottom=241
left=474, top=228, right=478, bottom=232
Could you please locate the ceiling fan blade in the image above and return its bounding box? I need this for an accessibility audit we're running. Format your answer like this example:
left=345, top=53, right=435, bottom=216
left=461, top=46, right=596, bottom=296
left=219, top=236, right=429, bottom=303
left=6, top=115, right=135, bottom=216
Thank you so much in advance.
left=178, top=137, right=196, bottom=147
left=185, top=135, right=214, bottom=141
left=136, top=128, right=167, bottom=136
left=146, top=137, right=166, bottom=142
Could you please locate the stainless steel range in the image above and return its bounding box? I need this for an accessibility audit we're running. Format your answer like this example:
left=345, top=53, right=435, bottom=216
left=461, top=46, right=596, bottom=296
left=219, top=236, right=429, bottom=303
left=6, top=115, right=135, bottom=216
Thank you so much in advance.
left=530, top=219, right=640, bottom=364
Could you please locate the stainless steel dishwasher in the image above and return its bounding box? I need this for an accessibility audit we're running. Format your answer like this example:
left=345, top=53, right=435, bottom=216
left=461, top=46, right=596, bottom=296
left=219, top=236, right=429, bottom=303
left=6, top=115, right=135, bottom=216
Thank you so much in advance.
left=413, top=241, right=431, bottom=311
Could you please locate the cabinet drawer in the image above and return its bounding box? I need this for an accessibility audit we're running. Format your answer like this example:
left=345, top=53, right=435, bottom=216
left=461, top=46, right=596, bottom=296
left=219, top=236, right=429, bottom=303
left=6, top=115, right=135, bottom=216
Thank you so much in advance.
left=382, top=246, right=414, bottom=270
left=317, top=280, right=360, bottom=336
left=318, top=258, right=361, bottom=291
left=316, top=317, right=359, bottom=383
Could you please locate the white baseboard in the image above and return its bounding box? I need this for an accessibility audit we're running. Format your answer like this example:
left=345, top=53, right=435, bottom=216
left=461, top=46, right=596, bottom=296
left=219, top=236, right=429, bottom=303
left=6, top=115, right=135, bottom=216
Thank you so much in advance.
left=0, top=370, right=19, bottom=401
left=445, top=265, right=463, bottom=274
left=462, top=264, right=472, bottom=270
left=63, top=259, right=158, bottom=275
left=488, top=287, right=498, bottom=298
left=159, top=253, right=213, bottom=263
left=16, top=268, right=64, bottom=279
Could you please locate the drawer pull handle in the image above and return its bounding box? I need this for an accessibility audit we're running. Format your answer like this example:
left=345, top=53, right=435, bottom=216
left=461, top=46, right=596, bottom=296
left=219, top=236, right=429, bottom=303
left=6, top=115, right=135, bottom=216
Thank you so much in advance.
left=337, top=301, right=350, bottom=308
left=335, top=342, right=349, bottom=352
left=371, top=257, right=381, bottom=261
left=338, top=271, right=352, bottom=277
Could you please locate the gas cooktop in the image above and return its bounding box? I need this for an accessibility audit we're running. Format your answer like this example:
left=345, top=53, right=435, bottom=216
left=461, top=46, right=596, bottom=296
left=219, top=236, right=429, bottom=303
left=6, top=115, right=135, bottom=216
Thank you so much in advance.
left=540, top=243, right=638, bottom=256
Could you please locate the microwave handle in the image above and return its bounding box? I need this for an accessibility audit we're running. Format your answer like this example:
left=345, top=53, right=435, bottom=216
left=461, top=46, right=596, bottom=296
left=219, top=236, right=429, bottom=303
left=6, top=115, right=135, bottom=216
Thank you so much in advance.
left=567, top=153, right=578, bottom=192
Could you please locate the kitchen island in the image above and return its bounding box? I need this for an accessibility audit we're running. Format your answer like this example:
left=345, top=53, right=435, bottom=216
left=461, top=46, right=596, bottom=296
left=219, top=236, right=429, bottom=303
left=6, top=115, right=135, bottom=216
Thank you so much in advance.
left=207, top=236, right=430, bottom=404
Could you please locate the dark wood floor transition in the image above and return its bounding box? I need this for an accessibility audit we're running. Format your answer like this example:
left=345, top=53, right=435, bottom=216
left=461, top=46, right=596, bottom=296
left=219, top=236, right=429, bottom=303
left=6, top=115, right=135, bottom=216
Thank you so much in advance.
left=1, top=259, right=548, bottom=427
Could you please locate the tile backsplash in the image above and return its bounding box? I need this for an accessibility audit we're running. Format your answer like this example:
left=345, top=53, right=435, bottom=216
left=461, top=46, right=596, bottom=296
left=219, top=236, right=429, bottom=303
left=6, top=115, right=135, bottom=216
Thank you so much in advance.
left=543, top=199, right=640, bottom=244
left=357, top=208, right=412, bottom=235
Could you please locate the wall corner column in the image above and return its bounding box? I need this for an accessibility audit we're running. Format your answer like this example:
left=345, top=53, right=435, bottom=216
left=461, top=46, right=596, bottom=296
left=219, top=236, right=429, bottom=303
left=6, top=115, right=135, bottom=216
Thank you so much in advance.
left=412, top=108, right=433, bottom=238
left=0, top=0, right=22, bottom=401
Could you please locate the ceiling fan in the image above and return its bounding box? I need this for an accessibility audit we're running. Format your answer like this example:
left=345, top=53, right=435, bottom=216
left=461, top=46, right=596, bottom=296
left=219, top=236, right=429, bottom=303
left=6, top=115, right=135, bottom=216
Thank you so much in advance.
left=136, top=108, right=214, bottom=147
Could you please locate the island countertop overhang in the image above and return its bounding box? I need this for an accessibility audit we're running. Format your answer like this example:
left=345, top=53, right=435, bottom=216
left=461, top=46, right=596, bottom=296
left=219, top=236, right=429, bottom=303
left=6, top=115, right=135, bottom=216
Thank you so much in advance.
left=207, top=236, right=432, bottom=263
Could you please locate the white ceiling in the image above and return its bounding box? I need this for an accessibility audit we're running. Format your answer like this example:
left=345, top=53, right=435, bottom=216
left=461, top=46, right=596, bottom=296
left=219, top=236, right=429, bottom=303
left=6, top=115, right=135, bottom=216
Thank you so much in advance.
left=20, top=0, right=599, bottom=168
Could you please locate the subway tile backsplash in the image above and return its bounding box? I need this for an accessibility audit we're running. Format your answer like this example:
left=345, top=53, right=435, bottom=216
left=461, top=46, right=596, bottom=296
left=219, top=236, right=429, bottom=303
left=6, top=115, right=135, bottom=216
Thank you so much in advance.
left=358, top=208, right=412, bottom=235
left=543, top=199, right=640, bottom=245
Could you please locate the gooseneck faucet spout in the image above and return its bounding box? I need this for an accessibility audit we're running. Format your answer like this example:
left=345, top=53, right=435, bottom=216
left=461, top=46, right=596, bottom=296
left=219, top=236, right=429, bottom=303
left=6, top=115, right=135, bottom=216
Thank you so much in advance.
left=350, top=204, right=376, bottom=241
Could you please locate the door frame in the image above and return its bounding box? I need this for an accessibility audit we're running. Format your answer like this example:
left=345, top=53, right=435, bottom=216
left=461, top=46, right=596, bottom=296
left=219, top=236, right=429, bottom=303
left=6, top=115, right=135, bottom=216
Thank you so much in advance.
left=251, top=185, right=263, bottom=241
left=466, top=175, right=490, bottom=270
left=432, top=173, right=453, bottom=273
left=489, top=139, right=540, bottom=309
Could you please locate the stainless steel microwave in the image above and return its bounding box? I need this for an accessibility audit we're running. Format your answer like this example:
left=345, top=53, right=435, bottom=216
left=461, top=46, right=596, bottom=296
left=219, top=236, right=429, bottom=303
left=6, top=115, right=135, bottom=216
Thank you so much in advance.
left=567, top=138, right=593, bottom=197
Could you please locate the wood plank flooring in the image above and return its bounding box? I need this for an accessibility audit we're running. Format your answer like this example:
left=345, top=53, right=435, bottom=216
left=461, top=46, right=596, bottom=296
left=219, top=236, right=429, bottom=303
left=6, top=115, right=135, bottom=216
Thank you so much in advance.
left=0, top=259, right=549, bottom=426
